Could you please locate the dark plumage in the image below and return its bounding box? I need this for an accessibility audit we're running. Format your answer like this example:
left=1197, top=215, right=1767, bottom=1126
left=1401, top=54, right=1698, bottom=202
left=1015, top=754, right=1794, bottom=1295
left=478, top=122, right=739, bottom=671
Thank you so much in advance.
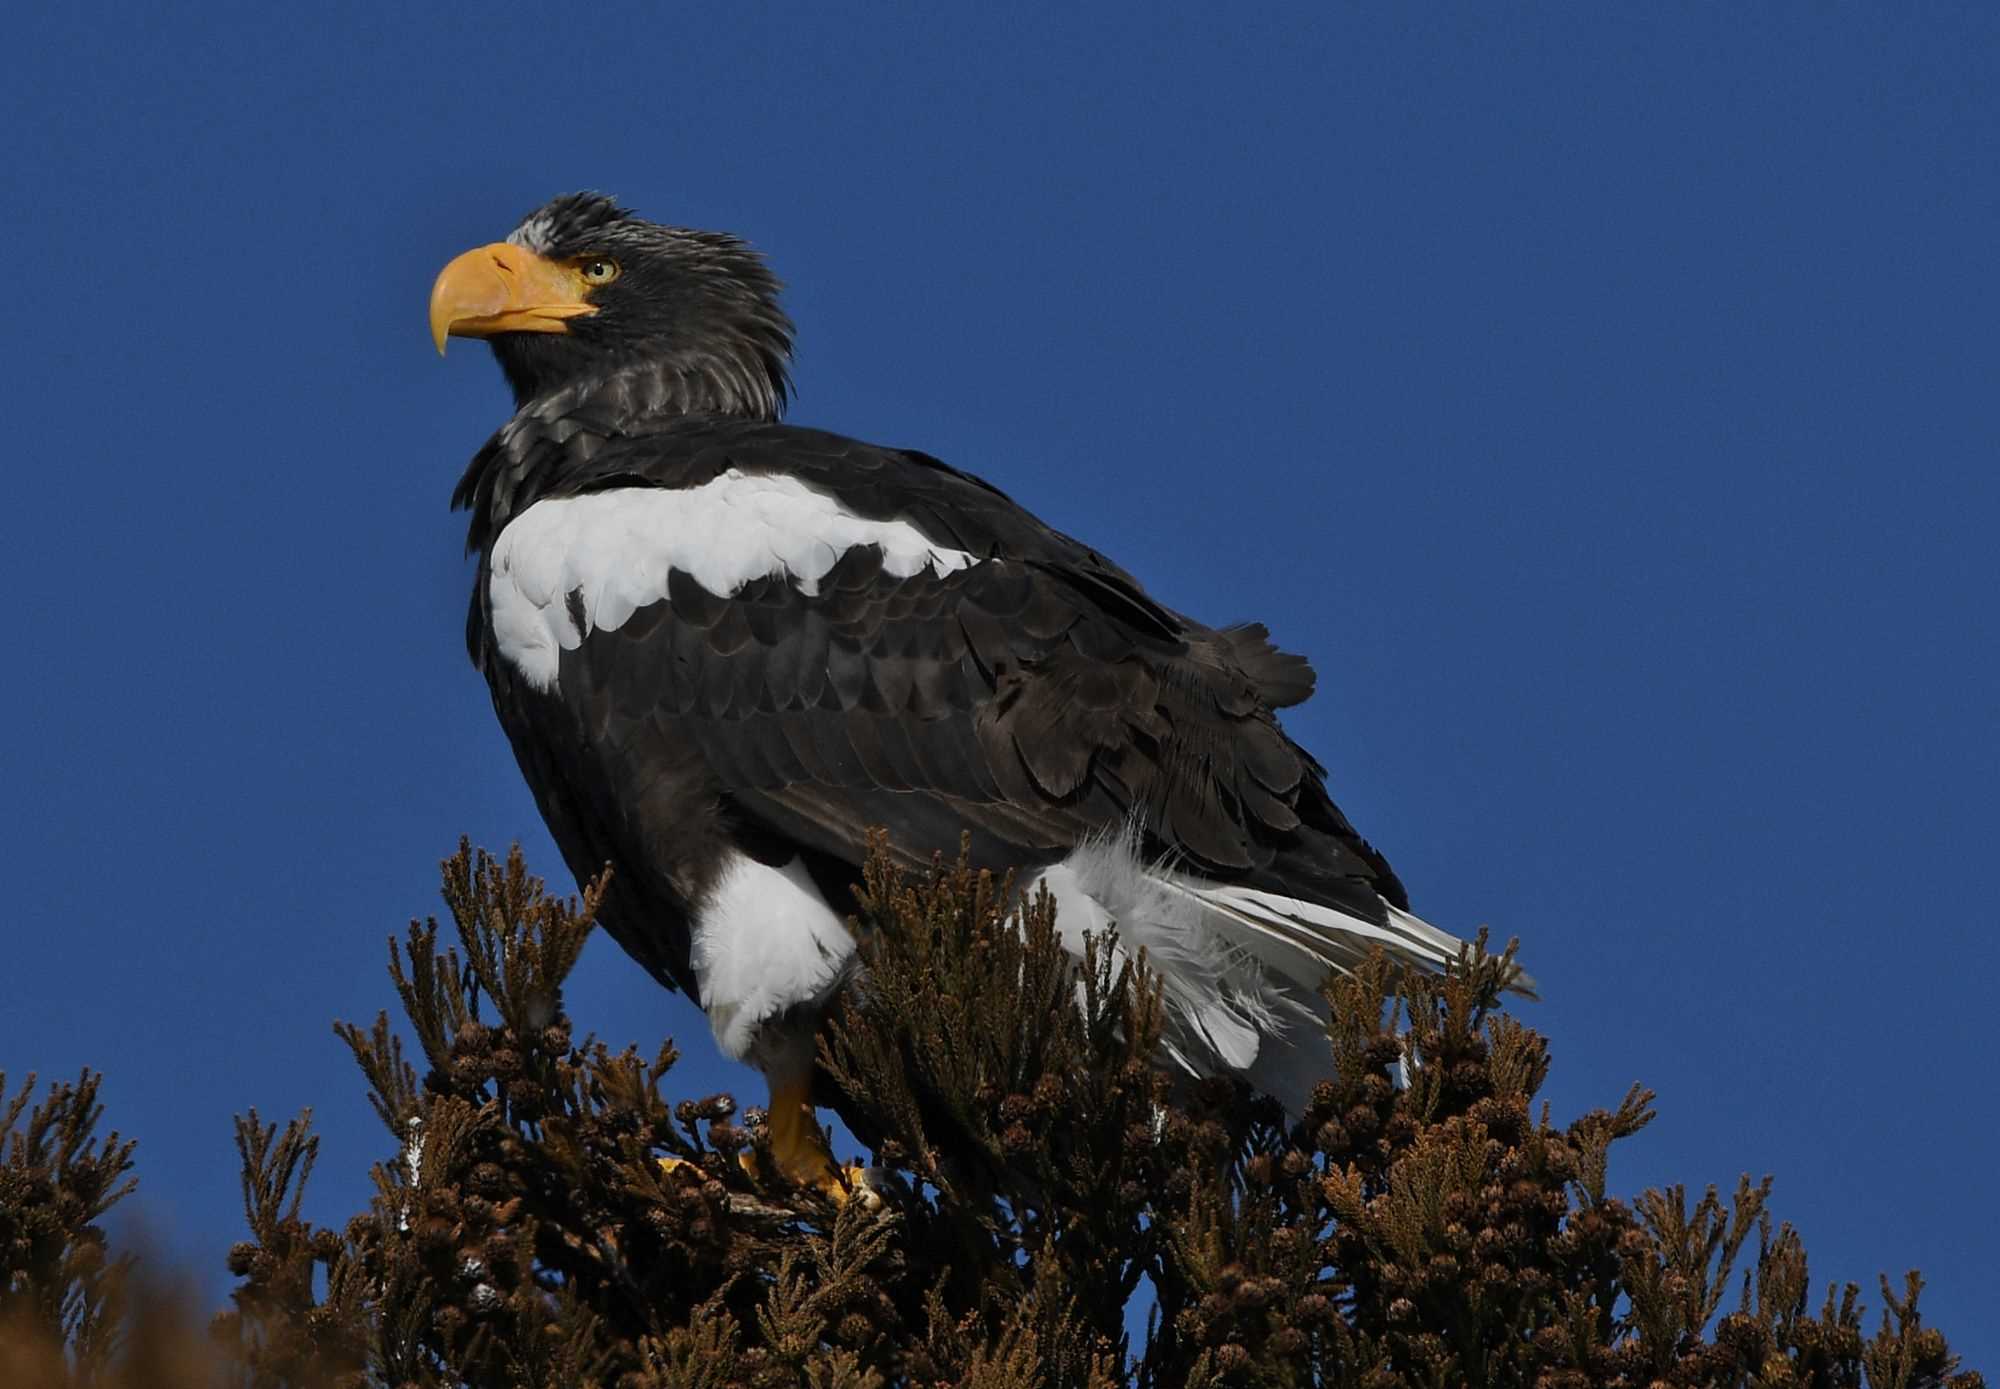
left=475, top=192, right=794, bottom=418
left=432, top=193, right=1465, bottom=1191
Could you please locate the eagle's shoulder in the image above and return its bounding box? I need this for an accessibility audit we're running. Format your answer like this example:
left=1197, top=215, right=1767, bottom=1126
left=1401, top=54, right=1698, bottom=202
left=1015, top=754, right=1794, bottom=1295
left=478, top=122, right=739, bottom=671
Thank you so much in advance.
left=548, top=419, right=1083, bottom=565
left=471, top=411, right=1324, bottom=731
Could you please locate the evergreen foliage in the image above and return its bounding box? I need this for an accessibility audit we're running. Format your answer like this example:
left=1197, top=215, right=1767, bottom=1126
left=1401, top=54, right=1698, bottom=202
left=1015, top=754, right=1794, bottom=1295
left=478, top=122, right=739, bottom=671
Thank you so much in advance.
left=0, top=1071, right=136, bottom=1376
left=0, top=839, right=1983, bottom=1387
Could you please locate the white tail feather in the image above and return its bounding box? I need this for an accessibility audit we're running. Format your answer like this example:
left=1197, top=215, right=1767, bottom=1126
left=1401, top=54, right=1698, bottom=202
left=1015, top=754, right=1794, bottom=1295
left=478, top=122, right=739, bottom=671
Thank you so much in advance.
left=1026, top=834, right=1476, bottom=1115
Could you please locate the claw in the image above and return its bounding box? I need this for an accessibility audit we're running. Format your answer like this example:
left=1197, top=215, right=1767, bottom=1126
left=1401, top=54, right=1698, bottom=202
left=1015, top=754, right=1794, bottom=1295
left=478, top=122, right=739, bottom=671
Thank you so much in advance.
left=738, top=1147, right=884, bottom=1208
left=754, top=1076, right=887, bottom=1208
left=836, top=1164, right=891, bottom=1209
left=656, top=1076, right=891, bottom=1209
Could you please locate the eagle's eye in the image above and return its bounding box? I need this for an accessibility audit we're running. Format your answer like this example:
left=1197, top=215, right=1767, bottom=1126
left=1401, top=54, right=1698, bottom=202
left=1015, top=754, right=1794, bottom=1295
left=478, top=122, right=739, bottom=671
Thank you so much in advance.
left=579, top=257, right=620, bottom=285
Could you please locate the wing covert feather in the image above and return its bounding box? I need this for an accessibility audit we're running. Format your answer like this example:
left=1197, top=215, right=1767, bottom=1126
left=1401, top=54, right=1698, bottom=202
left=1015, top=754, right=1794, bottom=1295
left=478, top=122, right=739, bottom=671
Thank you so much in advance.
left=556, top=543, right=1341, bottom=885
left=475, top=416, right=1400, bottom=914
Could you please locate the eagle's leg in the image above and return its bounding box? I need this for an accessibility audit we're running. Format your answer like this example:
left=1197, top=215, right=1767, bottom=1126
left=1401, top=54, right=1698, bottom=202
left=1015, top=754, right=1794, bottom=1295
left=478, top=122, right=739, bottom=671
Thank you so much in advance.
left=652, top=1074, right=871, bottom=1205
left=745, top=1055, right=881, bottom=1207
left=755, top=1071, right=840, bottom=1190
left=732, top=1023, right=879, bottom=1205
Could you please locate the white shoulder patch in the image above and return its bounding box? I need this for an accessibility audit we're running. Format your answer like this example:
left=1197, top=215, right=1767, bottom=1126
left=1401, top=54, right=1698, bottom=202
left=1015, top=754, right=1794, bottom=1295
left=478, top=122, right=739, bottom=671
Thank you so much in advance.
left=487, top=470, right=979, bottom=691
left=691, top=852, right=856, bottom=1061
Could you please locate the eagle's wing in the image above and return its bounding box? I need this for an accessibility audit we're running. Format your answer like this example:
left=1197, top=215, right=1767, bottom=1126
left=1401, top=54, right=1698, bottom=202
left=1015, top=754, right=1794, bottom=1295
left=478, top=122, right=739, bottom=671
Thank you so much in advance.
left=483, top=420, right=1404, bottom=921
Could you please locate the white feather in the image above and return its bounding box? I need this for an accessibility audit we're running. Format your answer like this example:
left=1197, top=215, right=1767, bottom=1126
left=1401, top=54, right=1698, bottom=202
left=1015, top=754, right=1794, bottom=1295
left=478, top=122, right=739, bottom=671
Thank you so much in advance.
left=691, top=852, right=857, bottom=1062
left=1027, top=834, right=1471, bottom=1114
left=488, top=471, right=978, bottom=691
left=507, top=212, right=564, bottom=256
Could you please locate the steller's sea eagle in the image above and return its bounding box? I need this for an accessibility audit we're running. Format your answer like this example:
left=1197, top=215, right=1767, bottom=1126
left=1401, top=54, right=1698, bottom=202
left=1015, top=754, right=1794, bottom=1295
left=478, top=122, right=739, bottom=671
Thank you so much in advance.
left=429, top=192, right=1491, bottom=1199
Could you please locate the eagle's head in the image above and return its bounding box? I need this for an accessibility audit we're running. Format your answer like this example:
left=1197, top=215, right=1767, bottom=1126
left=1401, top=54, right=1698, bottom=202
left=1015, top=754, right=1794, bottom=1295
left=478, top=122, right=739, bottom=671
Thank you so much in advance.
left=430, top=192, right=793, bottom=418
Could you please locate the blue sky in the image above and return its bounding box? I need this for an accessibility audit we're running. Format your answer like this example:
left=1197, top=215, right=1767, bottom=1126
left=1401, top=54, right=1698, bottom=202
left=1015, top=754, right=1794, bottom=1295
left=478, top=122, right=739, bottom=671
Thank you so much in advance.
left=3, top=1, right=1993, bottom=1366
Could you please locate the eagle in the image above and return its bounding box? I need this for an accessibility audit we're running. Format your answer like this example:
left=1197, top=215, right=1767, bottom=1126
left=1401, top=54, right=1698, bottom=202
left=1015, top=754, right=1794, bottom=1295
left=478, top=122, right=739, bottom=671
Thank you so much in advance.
left=429, top=192, right=1481, bottom=1199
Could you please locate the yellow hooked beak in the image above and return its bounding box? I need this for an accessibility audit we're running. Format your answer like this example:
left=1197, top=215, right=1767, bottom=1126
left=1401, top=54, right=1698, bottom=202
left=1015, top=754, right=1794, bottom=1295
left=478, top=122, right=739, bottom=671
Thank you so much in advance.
left=428, top=242, right=599, bottom=354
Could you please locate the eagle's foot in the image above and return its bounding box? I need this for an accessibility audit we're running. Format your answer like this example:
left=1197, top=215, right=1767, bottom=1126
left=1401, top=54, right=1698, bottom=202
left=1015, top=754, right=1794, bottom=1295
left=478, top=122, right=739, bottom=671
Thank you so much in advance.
left=831, top=1163, right=892, bottom=1209
left=737, top=1146, right=884, bottom=1208
left=651, top=1132, right=881, bottom=1207
left=745, top=1088, right=886, bottom=1209
left=656, top=1154, right=701, bottom=1181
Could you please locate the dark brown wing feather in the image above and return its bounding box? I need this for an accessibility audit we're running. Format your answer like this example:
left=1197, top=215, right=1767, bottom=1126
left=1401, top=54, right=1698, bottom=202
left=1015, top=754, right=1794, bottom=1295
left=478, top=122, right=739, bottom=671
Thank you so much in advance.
left=547, top=539, right=1399, bottom=906
left=475, top=417, right=1408, bottom=1001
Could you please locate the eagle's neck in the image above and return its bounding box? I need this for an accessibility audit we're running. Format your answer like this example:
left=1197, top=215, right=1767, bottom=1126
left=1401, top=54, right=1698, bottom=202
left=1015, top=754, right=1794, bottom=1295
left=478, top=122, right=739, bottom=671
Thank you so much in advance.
left=502, top=347, right=789, bottom=424
left=453, top=357, right=786, bottom=554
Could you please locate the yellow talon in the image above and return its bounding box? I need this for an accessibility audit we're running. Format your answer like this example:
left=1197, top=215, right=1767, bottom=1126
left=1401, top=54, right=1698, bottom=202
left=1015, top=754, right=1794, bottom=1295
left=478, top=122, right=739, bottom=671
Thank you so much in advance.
left=754, top=1075, right=882, bottom=1208
left=656, top=1078, right=882, bottom=1207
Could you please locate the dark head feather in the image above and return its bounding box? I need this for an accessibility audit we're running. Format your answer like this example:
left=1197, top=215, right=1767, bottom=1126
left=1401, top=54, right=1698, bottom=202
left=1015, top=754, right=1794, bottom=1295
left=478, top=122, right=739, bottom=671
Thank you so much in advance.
left=486, top=192, right=794, bottom=420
